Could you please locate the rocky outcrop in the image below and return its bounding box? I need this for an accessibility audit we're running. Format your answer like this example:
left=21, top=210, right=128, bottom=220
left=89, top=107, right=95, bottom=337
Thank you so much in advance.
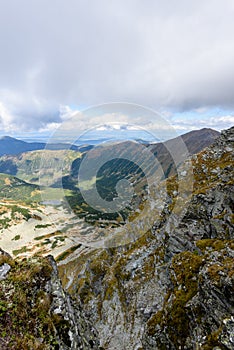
left=59, top=127, right=233, bottom=349
left=0, top=127, right=233, bottom=349
left=0, top=251, right=100, bottom=349
left=144, top=241, right=234, bottom=349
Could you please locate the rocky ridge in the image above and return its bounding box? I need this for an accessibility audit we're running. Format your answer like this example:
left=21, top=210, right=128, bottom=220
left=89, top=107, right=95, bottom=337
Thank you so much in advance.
left=58, top=127, right=234, bottom=349
left=0, top=127, right=233, bottom=349
left=0, top=249, right=100, bottom=349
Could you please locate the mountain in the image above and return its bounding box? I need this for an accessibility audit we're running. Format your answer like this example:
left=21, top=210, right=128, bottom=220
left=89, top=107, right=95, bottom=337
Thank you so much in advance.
left=0, top=128, right=219, bottom=157
left=0, top=136, right=47, bottom=156
left=0, top=127, right=233, bottom=349
left=0, top=135, right=79, bottom=156
left=58, top=126, right=233, bottom=349
left=178, top=127, right=220, bottom=154
left=0, top=149, right=80, bottom=185
left=0, top=127, right=222, bottom=236
left=57, top=128, right=220, bottom=225
left=148, top=127, right=220, bottom=177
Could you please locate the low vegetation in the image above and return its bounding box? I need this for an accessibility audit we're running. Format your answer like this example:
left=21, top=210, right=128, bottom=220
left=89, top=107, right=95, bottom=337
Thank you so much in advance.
left=0, top=255, right=61, bottom=349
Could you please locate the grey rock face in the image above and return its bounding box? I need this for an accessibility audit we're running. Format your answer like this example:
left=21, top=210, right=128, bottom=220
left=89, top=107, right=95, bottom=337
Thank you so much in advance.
left=0, top=252, right=100, bottom=349
left=46, top=256, right=100, bottom=350
left=0, top=248, right=12, bottom=280
left=220, top=317, right=234, bottom=349
left=0, top=263, right=11, bottom=280
left=60, top=127, right=233, bottom=349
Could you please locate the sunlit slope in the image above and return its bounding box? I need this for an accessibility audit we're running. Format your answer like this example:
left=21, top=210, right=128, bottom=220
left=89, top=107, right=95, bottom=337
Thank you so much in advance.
left=0, top=173, right=40, bottom=203
left=0, top=149, right=81, bottom=185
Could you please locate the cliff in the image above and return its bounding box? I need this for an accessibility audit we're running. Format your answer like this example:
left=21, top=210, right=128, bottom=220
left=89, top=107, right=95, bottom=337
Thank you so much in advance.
left=59, top=127, right=233, bottom=349
left=0, top=249, right=100, bottom=349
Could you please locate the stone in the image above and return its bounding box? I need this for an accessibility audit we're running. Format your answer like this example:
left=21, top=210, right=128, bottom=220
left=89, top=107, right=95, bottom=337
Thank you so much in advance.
left=0, top=263, right=11, bottom=280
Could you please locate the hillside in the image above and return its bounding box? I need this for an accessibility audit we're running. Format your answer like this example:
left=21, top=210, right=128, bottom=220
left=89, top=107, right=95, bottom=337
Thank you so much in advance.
left=148, top=127, right=220, bottom=177
left=0, top=250, right=100, bottom=349
left=0, top=149, right=80, bottom=185
left=58, top=126, right=233, bottom=349
left=0, top=173, right=40, bottom=203
left=0, top=127, right=232, bottom=349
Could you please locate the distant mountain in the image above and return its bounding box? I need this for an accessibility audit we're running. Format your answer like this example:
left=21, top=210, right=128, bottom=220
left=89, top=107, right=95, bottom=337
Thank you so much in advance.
left=0, top=136, right=79, bottom=156
left=63, top=127, right=220, bottom=184
left=148, top=128, right=220, bottom=177
left=176, top=127, right=220, bottom=154
left=0, top=128, right=219, bottom=157
left=0, top=128, right=220, bottom=189
left=0, top=136, right=45, bottom=156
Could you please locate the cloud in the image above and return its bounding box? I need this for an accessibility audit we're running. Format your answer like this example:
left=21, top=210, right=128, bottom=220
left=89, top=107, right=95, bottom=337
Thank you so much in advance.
left=0, top=0, right=234, bottom=132
left=171, top=114, right=234, bottom=131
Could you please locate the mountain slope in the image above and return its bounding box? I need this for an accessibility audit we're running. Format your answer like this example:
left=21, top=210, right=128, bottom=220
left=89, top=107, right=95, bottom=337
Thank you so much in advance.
left=58, top=126, right=233, bottom=350
left=0, top=149, right=80, bottom=185
left=148, top=127, right=220, bottom=177
left=0, top=127, right=230, bottom=350
left=0, top=251, right=100, bottom=349
left=0, top=173, right=40, bottom=202
left=0, top=136, right=80, bottom=157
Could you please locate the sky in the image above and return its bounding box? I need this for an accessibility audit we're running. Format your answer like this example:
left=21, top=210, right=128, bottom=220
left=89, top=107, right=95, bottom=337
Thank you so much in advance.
left=0, top=0, right=234, bottom=140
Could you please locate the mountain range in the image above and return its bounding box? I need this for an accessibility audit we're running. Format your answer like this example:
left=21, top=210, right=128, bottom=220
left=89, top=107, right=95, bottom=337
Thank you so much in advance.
left=0, top=128, right=221, bottom=227
left=0, top=135, right=80, bottom=157
left=0, top=126, right=233, bottom=349
left=0, top=128, right=220, bottom=180
left=0, top=128, right=219, bottom=157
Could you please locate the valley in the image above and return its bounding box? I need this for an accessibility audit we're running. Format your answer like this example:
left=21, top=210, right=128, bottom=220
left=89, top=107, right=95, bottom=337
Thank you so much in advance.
left=0, top=128, right=221, bottom=263
left=0, top=127, right=233, bottom=349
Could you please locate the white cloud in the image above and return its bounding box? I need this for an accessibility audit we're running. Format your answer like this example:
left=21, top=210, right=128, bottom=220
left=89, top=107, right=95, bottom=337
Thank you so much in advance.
left=172, top=115, right=234, bottom=131
left=0, top=0, right=234, bottom=133
left=0, top=101, right=16, bottom=131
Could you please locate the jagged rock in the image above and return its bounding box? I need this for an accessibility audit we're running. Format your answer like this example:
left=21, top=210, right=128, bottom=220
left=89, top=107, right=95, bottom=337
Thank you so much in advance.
left=0, top=248, right=12, bottom=280
left=59, top=127, right=233, bottom=349
left=0, top=263, right=11, bottom=280
left=46, top=255, right=100, bottom=349
left=0, top=252, right=100, bottom=349
left=219, top=317, right=234, bottom=349
left=1, top=126, right=233, bottom=349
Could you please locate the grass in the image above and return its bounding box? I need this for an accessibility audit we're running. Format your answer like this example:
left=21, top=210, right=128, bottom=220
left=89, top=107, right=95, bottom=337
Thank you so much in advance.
left=56, top=244, right=82, bottom=262
left=0, top=149, right=80, bottom=186
left=0, top=255, right=65, bottom=348
left=0, top=203, right=34, bottom=230
left=0, top=173, right=42, bottom=209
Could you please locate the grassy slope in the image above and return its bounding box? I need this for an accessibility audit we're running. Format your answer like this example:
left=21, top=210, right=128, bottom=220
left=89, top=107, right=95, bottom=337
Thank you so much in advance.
left=0, top=149, right=80, bottom=185
left=0, top=173, right=40, bottom=203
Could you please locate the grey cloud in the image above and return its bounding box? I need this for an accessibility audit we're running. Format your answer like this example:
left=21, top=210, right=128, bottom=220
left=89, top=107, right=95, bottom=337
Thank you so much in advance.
left=0, top=0, right=234, bottom=131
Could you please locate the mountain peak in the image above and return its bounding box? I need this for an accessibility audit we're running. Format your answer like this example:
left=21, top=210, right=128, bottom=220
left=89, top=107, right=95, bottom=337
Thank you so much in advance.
left=0, top=135, right=17, bottom=141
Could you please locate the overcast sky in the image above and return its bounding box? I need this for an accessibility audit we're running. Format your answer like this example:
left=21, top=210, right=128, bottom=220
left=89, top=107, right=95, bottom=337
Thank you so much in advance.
left=0, top=0, right=234, bottom=136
